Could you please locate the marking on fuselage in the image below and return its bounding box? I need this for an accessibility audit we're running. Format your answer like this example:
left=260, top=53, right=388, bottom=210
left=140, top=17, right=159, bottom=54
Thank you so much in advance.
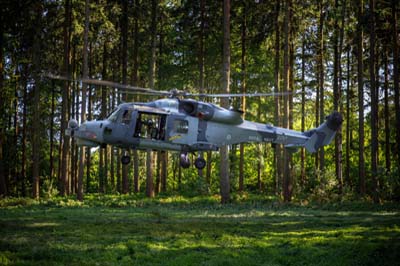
left=248, top=135, right=261, bottom=141
left=169, top=134, right=182, bottom=141
left=276, top=135, right=287, bottom=142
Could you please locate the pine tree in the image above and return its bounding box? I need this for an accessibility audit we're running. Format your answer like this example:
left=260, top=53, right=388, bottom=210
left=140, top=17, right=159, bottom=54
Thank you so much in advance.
left=220, top=0, right=231, bottom=204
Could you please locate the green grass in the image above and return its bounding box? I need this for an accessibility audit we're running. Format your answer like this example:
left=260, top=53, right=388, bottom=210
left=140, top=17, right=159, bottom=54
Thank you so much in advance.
left=1, top=194, right=399, bottom=266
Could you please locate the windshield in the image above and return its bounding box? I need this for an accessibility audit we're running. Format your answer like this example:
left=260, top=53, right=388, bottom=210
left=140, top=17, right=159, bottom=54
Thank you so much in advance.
left=107, top=107, right=121, bottom=122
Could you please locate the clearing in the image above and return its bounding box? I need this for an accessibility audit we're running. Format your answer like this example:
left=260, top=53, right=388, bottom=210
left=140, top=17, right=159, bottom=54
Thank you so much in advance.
left=1, top=195, right=399, bottom=266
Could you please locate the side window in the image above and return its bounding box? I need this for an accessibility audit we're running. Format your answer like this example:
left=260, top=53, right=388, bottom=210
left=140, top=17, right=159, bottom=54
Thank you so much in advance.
left=173, top=119, right=189, bottom=134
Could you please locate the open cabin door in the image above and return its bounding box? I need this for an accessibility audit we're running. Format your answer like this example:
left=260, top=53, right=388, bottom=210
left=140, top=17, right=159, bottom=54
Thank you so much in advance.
left=133, top=111, right=167, bottom=141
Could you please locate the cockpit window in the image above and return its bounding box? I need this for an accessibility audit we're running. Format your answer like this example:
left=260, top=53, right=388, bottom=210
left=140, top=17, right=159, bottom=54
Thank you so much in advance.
left=122, top=109, right=133, bottom=124
left=107, top=108, right=121, bottom=122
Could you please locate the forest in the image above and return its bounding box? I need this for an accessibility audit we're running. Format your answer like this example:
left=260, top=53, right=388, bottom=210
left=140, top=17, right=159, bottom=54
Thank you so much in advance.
left=0, top=0, right=399, bottom=204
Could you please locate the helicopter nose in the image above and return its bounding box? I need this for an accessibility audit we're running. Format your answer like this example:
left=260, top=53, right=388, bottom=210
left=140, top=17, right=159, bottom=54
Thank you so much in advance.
left=79, top=120, right=105, bottom=143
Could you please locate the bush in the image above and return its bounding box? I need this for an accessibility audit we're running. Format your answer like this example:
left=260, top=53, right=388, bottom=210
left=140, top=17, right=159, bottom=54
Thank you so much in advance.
left=41, top=178, right=59, bottom=199
left=0, top=197, right=36, bottom=208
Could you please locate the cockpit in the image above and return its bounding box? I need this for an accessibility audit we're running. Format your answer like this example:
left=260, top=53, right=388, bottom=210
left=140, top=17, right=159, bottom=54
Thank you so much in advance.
left=106, top=105, right=134, bottom=125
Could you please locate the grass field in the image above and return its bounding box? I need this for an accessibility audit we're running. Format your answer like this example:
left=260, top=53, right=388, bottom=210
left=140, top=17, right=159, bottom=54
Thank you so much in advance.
left=1, top=194, right=399, bottom=266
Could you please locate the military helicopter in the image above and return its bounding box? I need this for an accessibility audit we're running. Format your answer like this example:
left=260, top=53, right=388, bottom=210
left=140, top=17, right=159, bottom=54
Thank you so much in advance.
left=47, top=74, right=343, bottom=170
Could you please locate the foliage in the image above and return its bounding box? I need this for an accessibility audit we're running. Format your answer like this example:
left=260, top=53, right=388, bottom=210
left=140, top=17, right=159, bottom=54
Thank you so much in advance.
left=0, top=0, right=399, bottom=203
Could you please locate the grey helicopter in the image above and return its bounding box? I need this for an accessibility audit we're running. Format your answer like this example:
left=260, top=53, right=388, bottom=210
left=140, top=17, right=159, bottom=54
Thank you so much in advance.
left=48, top=74, right=343, bottom=170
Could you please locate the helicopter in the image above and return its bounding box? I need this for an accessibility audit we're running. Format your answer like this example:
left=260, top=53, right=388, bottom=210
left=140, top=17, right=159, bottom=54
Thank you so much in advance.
left=48, top=74, right=343, bottom=170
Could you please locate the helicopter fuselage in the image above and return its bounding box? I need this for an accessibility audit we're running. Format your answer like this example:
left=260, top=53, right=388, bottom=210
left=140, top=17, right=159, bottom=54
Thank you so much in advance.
left=66, top=98, right=342, bottom=168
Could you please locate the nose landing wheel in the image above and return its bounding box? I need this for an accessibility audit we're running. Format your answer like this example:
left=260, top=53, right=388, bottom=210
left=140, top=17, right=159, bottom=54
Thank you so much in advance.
left=180, top=153, right=191, bottom=168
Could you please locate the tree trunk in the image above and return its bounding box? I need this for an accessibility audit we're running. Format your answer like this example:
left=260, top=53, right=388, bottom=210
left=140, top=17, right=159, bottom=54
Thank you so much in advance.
left=384, top=46, right=391, bottom=173
left=132, top=0, right=140, bottom=193
left=198, top=0, right=206, bottom=180
left=12, top=75, right=18, bottom=194
left=60, top=0, right=72, bottom=196
left=161, top=151, right=167, bottom=192
left=71, top=59, right=78, bottom=194
left=282, top=0, right=292, bottom=202
left=146, top=151, right=154, bottom=197
left=146, top=0, right=158, bottom=198
left=86, top=42, right=93, bottom=192
left=289, top=27, right=295, bottom=199
left=257, top=152, right=262, bottom=191
left=116, top=149, right=121, bottom=193
left=318, top=0, right=325, bottom=173
left=300, top=36, right=306, bottom=186
left=155, top=152, right=161, bottom=194
left=77, top=0, right=90, bottom=201
left=206, top=151, right=211, bottom=186
left=0, top=11, right=7, bottom=197
left=149, top=0, right=157, bottom=88
left=273, top=0, right=281, bottom=196
left=121, top=0, right=129, bottom=194
left=110, top=81, right=116, bottom=193
left=338, top=0, right=346, bottom=192
left=357, top=0, right=366, bottom=196
left=345, top=49, right=351, bottom=186
left=21, top=72, right=27, bottom=196
left=392, top=0, right=400, bottom=171
left=220, top=0, right=231, bottom=204
left=99, top=41, right=108, bottom=193
left=115, top=150, right=123, bottom=193
left=178, top=157, right=182, bottom=191
left=50, top=80, right=55, bottom=182
left=239, top=1, right=246, bottom=192
left=257, top=99, right=262, bottom=192
left=32, top=3, right=43, bottom=199
left=333, top=0, right=343, bottom=195
left=99, top=148, right=104, bottom=193
left=133, top=151, right=139, bottom=192
left=369, top=0, right=379, bottom=203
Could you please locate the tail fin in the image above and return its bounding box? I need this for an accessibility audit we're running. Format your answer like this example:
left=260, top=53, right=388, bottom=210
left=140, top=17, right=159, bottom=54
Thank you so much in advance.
left=303, top=111, right=343, bottom=153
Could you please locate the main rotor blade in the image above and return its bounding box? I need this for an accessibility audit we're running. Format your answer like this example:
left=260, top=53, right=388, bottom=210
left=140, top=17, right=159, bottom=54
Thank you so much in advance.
left=43, top=73, right=171, bottom=96
left=44, top=73, right=307, bottom=99
left=187, top=91, right=298, bottom=98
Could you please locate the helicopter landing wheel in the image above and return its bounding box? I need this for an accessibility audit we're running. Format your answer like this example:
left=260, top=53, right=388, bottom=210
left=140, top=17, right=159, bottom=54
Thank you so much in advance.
left=180, top=153, right=190, bottom=168
left=121, top=155, right=131, bottom=165
left=194, top=157, right=206, bottom=170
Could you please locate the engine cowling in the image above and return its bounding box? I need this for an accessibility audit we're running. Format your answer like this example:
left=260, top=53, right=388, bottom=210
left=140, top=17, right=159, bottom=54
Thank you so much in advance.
left=179, top=99, right=243, bottom=125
